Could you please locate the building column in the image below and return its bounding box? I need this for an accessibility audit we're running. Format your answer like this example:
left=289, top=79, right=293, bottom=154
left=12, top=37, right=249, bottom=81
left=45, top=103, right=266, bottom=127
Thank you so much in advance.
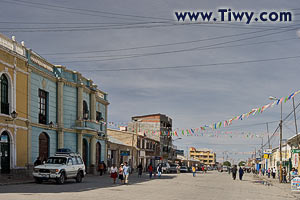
left=90, top=136, right=96, bottom=174
left=77, top=85, right=83, bottom=120
left=90, top=92, right=96, bottom=121
left=58, top=129, right=64, bottom=149
left=57, top=79, right=64, bottom=148
left=27, top=68, right=32, bottom=168
left=77, top=132, right=83, bottom=156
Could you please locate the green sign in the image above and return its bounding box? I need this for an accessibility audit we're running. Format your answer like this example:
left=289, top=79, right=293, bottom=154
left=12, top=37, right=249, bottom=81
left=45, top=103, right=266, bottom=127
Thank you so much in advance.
left=292, top=149, right=300, bottom=153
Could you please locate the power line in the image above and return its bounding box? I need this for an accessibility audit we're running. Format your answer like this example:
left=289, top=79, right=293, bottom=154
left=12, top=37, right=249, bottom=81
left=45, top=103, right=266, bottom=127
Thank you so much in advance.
left=73, top=55, right=300, bottom=72
left=1, top=0, right=171, bottom=22
left=51, top=37, right=298, bottom=60
left=50, top=27, right=299, bottom=63
left=262, top=100, right=300, bottom=148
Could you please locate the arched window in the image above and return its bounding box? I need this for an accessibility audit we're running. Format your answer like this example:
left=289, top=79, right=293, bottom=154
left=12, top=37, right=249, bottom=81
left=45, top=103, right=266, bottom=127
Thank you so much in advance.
left=1, top=74, right=9, bottom=115
left=83, top=100, right=89, bottom=120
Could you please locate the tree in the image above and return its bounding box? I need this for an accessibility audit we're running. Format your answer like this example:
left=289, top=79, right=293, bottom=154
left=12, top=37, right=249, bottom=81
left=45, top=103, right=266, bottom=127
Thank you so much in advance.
left=238, top=161, right=246, bottom=167
left=223, top=161, right=231, bottom=167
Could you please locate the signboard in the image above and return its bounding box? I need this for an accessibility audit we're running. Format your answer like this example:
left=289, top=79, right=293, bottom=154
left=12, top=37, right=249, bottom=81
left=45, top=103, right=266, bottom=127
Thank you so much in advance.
left=264, top=154, right=270, bottom=159
left=155, top=156, right=162, bottom=160
left=120, top=151, right=130, bottom=156
left=292, top=149, right=300, bottom=153
left=264, top=149, right=272, bottom=154
left=291, top=177, right=300, bottom=192
left=256, top=158, right=262, bottom=161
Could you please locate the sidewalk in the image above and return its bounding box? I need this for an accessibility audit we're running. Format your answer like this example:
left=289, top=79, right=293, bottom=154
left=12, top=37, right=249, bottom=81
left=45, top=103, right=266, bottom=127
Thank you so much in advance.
left=0, top=174, right=34, bottom=186
left=0, top=172, right=138, bottom=186
left=255, top=174, right=300, bottom=199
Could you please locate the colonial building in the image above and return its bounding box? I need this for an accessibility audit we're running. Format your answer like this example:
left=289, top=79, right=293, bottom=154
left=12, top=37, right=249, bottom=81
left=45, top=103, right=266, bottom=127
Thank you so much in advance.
left=26, top=50, right=109, bottom=174
left=189, top=147, right=216, bottom=166
left=0, top=33, right=109, bottom=175
left=0, top=34, right=29, bottom=173
left=128, top=113, right=173, bottom=161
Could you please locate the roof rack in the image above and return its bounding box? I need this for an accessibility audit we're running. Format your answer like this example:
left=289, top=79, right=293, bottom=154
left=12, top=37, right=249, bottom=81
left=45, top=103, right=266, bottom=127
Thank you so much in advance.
left=55, top=148, right=80, bottom=157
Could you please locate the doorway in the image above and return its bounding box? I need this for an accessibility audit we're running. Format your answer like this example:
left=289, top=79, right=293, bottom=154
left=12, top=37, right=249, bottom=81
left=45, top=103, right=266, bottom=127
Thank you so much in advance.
left=0, top=131, right=10, bottom=174
left=39, top=132, right=49, bottom=162
left=82, top=139, right=88, bottom=169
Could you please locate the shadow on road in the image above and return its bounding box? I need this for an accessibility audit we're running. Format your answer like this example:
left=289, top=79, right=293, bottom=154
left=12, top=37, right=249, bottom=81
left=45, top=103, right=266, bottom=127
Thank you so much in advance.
left=0, top=173, right=176, bottom=194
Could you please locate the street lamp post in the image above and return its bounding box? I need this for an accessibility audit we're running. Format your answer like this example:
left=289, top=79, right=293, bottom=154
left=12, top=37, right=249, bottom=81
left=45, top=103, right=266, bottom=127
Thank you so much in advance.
left=269, top=96, right=283, bottom=183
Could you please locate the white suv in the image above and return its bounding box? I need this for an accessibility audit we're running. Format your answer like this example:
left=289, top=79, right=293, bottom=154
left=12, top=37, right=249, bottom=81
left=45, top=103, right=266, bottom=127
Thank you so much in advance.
left=33, top=151, right=86, bottom=184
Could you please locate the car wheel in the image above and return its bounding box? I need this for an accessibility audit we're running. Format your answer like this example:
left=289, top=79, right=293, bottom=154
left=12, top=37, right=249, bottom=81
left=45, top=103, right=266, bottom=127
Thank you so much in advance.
left=76, top=172, right=83, bottom=183
left=34, top=177, right=42, bottom=184
left=56, top=172, right=65, bottom=184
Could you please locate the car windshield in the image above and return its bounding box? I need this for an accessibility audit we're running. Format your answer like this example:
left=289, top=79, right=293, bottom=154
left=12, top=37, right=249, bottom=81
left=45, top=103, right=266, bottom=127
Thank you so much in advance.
left=181, top=166, right=187, bottom=169
left=46, top=157, right=67, bottom=165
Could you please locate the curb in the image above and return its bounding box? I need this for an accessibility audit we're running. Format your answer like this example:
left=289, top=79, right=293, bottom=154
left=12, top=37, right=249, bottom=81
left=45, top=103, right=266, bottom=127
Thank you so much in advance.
left=0, top=181, right=34, bottom=186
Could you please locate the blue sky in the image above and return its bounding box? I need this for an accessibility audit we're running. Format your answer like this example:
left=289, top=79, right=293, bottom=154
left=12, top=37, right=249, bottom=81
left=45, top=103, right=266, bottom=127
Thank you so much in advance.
left=1, top=0, right=300, bottom=163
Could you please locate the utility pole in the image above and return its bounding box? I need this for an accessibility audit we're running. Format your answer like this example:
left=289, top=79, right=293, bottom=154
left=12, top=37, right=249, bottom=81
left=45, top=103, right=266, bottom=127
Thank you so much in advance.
left=266, top=123, right=270, bottom=149
left=279, top=101, right=283, bottom=183
left=293, top=97, right=299, bottom=149
left=292, top=97, right=300, bottom=172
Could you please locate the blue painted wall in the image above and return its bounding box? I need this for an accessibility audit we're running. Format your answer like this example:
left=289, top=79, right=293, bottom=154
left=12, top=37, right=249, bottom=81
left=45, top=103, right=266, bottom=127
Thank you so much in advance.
left=30, top=72, right=57, bottom=124
left=63, top=85, right=77, bottom=129
left=64, top=132, right=77, bottom=152
left=31, top=126, right=57, bottom=162
left=97, top=140, right=106, bottom=162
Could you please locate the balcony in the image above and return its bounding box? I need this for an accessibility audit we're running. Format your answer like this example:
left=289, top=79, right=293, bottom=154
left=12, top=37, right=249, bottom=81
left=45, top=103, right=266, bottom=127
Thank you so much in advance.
left=75, top=120, right=106, bottom=136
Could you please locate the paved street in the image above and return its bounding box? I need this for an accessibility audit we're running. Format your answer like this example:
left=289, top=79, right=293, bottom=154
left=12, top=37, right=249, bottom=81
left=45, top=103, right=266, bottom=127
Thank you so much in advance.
left=0, top=171, right=299, bottom=200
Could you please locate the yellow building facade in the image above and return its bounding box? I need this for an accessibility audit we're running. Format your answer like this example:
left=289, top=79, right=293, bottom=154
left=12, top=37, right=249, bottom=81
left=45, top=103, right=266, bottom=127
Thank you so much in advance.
left=0, top=34, right=29, bottom=173
left=189, top=147, right=216, bottom=166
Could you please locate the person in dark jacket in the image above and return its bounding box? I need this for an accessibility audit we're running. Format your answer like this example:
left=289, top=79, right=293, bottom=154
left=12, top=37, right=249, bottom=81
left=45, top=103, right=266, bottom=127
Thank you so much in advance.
left=239, top=167, right=244, bottom=180
left=137, top=163, right=143, bottom=178
left=34, top=157, right=42, bottom=166
left=232, top=165, right=237, bottom=180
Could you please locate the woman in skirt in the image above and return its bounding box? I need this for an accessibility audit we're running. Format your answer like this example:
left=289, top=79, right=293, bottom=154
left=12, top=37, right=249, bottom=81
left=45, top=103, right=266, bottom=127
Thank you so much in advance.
left=110, top=164, right=118, bottom=184
left=118, top=164, right=124, bottom=184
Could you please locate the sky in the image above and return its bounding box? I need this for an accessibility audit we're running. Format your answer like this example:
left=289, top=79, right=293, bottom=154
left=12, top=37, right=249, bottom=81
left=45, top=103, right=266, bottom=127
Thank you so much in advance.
left=1, top=0, right=300, bottom=164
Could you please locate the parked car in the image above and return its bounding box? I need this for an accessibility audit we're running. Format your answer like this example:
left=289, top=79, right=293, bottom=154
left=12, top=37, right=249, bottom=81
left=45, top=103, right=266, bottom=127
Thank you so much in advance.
left=222, top=166, right=228, bottom=172
left=161, top=163, right=171, bottom=173
left=169, top=164, right=178, bottom=173
left=33, top=149, right=86, bottom=184
left=180, top=166, right=189, bottom=173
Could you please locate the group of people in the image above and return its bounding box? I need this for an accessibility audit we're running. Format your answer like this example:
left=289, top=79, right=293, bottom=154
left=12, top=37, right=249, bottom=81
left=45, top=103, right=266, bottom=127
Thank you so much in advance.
left=109, top=162, right=164, bottom=184
left=109, top=162, right=130, bottom=184
left=231, top=165, right=244, bottom=181
left=264, top=167, right=298, bottom=183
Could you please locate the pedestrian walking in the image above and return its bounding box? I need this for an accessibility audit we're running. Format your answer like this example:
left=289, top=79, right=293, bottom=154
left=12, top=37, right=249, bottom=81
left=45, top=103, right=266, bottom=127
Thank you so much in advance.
left=232, top=165, right=237, bottom=180
left=123, top=162, right=130, bottom=184
left=267, top=168, right=270, bottom=178
left=137, top=163, right=143, bottom=178
left=192, top=165, right=196, bottom=177
left=98, top=161, right=104, bottom=176
left=110, top=164, right=118, bottom=184
left=283, top=167, right=287, bottom=183
left=272, top=167, right=276, bottom=179
left=262, top=168, right=265, bottom=176
left=118, top=164, right=124, bottom=184
left=239, top=167, right=244, bottom=180
left=157, top=164, right=162, bottom=178
left=148, top=163, right=153, bottom=179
